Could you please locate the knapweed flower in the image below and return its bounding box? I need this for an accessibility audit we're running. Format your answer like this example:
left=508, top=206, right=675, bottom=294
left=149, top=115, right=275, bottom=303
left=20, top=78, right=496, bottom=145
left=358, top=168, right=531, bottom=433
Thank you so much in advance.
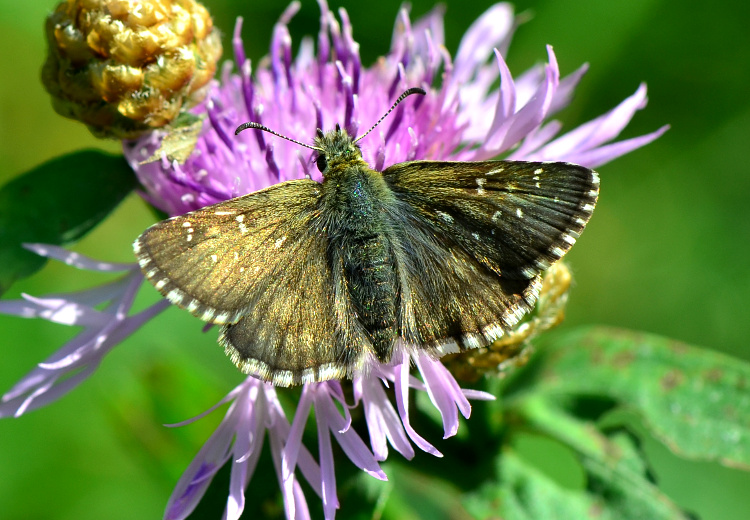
left=3, top=1, right=668, bottom=519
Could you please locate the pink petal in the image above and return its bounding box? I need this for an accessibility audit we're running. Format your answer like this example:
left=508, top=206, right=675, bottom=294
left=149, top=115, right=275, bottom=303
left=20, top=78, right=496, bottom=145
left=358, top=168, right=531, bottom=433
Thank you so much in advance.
left=453, top=4, right=515, bottom=84
left=537, top=83, right=649, bottom=160
left=315, top=400, right=339, bottom=520
left=568, top=124, right=670, bottom=168
left=23, top=244, right=134, bottom=272
left=393, top=352, right=442, bottom=457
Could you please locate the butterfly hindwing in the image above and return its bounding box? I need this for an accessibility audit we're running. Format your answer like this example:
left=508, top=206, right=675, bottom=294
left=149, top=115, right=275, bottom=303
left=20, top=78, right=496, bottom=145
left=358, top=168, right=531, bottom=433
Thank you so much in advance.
left=382, top=160, right=597, bottom=351
left=134, top=179, right=366, bottom=385
left=388, top=214, right=542, bottom=352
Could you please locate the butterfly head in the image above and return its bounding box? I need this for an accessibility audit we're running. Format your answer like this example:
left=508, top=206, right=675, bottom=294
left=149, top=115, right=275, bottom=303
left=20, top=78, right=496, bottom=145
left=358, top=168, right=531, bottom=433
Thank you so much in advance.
left=312, top=124, right=364, bottom=176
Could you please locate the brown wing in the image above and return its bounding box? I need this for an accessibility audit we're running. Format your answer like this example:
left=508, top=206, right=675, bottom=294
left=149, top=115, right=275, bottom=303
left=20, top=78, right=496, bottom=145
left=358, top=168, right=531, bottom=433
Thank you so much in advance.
left=382, top=160, right=598, bottom=352
left=134, top=180, right=368, bottom=386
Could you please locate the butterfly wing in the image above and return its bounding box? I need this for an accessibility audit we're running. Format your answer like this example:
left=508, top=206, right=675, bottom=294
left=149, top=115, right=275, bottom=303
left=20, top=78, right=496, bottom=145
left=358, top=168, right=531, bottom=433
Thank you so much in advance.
left=382, top=160, right=598, bottom=351
left=134, top=180, right=364, bottom=386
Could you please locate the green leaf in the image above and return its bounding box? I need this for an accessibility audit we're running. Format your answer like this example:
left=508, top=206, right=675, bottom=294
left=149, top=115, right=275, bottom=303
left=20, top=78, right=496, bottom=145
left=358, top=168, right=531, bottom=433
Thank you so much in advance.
left=0, top=150, right=137, bottom=293
left=380, top=462, right=473, bottom=520
left=528, top=326, right=750, bottom=470
left=465, top=445, right=690, bottom=520
left=515, top=396, right=690, bottom=519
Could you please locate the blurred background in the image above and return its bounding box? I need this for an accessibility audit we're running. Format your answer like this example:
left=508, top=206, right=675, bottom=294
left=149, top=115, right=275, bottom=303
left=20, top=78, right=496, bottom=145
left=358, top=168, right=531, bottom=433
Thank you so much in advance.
left=1, top=0, right=749, bottom=518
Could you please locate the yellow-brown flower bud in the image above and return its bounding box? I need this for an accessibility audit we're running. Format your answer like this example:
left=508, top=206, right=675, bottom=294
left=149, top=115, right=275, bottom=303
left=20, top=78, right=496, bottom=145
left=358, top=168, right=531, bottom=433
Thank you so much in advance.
left=443, top=262, right=573, bottom=382
left=42, top=0, right=222, bottom=139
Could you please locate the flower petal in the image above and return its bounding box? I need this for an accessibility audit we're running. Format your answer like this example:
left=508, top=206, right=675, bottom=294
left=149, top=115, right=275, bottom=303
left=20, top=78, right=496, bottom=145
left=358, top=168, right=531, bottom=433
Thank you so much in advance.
left=453, top=3, right=515, bottom=86
left=393, top=351, right=442, bottom=457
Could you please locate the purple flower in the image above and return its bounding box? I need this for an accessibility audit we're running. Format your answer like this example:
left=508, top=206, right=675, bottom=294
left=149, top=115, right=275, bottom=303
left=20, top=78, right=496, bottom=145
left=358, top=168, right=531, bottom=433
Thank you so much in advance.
left=165, top=348, right=493, bottom=520
left=163, top=377, right=323, bottom=520
left=2, top=1, right=668, bottom=519
left=0, top=244, right=168, bottom=418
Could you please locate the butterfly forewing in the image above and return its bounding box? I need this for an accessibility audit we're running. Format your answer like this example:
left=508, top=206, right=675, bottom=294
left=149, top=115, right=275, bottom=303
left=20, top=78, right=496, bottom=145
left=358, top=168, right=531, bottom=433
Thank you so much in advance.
left=383, top=160, right=599, bottom=280
left=135, top=180, right=321, bottom=323
left=383, top=159, right=597, bottom=352
left=135, top=179, right=367, bottom=385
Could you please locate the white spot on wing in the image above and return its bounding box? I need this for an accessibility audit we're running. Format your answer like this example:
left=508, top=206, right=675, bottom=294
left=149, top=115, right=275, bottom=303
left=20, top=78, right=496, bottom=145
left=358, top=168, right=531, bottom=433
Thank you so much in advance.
left=434, top=340, right=460, bottom=355
left=211, top=254, right=218, bottom=263
left=476, top=178, right=487, bottom=195
left=275, top=236, right=287, bottom=249
left=167, top=289, right=184, bottom=305
left=215, top=211, right=234, bottom=216
left=492, top=211, right=502, bottom=222
left=436, top=211, right=453, bottom=223
left=463, top=334, right=483, bottom=349
left=516, top=208, right=524, bottom=218
left=182, top=221, right=192, bottom=227
left=483, top=324, right=504, bottom=342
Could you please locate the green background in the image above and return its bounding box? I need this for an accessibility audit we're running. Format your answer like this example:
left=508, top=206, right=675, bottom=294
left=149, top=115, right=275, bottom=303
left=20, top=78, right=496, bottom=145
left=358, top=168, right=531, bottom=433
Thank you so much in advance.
left=1, top=0, right=749, bottom=518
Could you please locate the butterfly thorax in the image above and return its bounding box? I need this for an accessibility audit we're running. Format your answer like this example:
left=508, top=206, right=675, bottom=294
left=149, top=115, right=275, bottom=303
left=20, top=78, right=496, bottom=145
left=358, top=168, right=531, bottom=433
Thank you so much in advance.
left=316, top=129, right=400, bottom=361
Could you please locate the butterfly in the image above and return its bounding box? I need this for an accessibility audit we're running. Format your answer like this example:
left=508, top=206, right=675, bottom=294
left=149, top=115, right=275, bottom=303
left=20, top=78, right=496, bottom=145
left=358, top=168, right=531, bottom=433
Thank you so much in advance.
left=134, top=88, right=599, bottom=386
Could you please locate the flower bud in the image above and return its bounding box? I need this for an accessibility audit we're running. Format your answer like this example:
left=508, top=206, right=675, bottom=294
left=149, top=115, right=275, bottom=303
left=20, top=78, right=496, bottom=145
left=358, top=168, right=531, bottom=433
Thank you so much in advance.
left=444, top=262, right=573, bottom=382
left=42, top=0, right=222, bottom=139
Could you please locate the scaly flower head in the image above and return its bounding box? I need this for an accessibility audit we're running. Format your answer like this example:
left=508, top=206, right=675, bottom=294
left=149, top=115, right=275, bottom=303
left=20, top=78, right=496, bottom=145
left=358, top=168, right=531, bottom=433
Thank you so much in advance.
left=43, top=0, right=222, bottom=138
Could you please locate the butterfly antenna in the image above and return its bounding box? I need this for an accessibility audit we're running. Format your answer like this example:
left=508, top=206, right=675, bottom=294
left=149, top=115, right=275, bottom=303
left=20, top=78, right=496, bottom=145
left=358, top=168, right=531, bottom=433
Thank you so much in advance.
left=354, top=87, right=426, bottom=143
left=235, top=122, right=323, bottom=151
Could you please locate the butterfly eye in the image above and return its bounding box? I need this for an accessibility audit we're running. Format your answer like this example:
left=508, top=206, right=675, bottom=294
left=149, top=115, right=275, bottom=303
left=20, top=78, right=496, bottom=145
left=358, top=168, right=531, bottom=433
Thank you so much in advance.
left=316, top=154, right=328, bottom=172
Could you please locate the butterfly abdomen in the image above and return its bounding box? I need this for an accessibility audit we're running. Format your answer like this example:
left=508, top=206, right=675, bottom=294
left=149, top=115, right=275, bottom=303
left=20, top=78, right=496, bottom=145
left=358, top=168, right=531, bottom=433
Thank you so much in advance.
left=342, top=233, right=399, bottom=361
left=324, top=166, right=400, bottom=362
